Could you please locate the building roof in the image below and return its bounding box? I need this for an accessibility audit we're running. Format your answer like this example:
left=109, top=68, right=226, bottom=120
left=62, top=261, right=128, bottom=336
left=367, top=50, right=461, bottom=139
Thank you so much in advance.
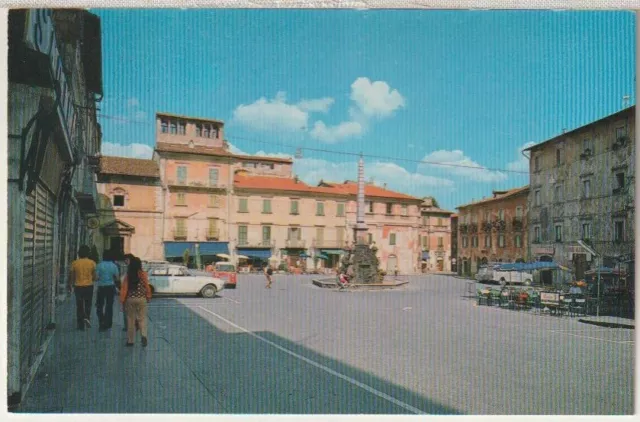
left=524, top=105, right=635, bottom=153
left=421, top=206, right=455, bottom=215
left=319, top=180, right=420, bottom=201
left=456, top=185, right=529, bottom=209
left=234, top=173, right=346, bottom=195
left=99, top=156, right=160, bottom=178
left=155, top=142, right=293, bottom=164
left=156, top=111, right=225, bottom=125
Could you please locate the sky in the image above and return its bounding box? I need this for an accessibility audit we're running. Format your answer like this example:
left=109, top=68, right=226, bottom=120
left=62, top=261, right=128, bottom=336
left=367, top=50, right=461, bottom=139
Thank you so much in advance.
left=95, top=9, right=636, bottom=211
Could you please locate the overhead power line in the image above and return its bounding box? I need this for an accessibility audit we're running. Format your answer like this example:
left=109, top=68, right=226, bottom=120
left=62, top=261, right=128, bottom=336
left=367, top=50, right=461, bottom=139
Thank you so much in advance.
left=96, top=112, right=530, bottom=175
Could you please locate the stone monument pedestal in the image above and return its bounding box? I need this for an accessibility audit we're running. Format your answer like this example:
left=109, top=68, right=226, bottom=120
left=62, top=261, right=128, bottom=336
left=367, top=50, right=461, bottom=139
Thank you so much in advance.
left=340, top=243, right=383, bottom=284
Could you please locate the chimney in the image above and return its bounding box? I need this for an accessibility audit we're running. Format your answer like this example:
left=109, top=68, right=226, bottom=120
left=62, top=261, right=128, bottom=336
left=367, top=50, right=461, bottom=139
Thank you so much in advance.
left=294, top=175, right=299, bottom=183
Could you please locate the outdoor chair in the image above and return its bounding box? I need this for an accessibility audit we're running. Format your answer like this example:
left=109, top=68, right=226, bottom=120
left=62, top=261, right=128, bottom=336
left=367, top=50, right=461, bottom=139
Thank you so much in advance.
left=570, top=296, right=587, bottom=317
left=490, top=289, right=502, bottom=307
left=477, top=288, right=489, bottom=306
left=527, top=293, right=540, bottom=314
left=558, top=296, right=572, bottom=317
left=499, top=289, right=512, bottom=309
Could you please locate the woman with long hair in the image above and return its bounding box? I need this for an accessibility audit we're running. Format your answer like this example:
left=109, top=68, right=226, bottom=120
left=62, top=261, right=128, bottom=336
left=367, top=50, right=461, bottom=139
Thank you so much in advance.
left=119, top=256, right=152, bottom=347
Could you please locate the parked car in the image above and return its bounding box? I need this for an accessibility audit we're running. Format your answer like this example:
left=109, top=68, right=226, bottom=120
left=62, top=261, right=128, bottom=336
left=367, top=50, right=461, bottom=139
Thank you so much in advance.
left=207, top=261, right=238, bottom=289
left=147, top=264, right=225, bottom=298
left=476, top=264, right=532, bottom=285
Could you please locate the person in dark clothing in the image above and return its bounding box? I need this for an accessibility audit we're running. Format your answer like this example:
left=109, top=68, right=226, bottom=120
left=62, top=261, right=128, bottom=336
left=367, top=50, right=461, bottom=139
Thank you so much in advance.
left=95, top=249, right=120, bottom=331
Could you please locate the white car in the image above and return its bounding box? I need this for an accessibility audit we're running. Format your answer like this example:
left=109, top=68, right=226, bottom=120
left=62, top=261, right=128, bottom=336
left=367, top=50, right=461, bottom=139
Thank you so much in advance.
left=476, top=265, right=533, bottom=285
left=147, top=264, right=225, bottom=298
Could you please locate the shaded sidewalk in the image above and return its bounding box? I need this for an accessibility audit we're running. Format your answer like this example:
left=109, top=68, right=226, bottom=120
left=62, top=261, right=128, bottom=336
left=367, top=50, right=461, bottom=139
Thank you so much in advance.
left=15, top=296, right=227, bottom=413
left=578, top=316, right=635, bottom=329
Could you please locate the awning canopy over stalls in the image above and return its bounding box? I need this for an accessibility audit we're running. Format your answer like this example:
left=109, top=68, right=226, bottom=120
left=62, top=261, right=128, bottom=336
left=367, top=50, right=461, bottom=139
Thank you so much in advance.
left=497, top=261, right=560, bottom=272
left=237, top=248, right=272, bottom=260
left=164, top=242, right=229, bottom=258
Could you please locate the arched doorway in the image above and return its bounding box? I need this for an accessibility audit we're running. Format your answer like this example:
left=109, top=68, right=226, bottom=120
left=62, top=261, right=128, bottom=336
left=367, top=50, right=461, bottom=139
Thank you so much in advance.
left=462, top=258, right=470, bottom=276
left=480, top=257, right=488, bottom=266
left=387, top=255, right=398, bottom=274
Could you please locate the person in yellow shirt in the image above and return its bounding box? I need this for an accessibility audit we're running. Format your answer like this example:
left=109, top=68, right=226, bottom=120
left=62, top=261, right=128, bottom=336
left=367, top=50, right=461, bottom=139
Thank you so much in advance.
left=68, top=245, right=97, bottom=330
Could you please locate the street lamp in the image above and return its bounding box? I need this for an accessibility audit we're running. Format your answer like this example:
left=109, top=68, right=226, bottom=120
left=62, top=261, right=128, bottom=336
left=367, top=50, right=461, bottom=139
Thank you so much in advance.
left=578, top=240, right=601, bottom=316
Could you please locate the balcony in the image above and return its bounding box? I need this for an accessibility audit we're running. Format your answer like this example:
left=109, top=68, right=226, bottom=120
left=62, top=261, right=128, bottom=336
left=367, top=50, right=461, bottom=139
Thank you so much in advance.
left=512, top=217, right=523, bottom=231
left=492, top=219, right=506, bottom=232
left=206, top=228, right=220, bottom=240
left=237, top=239, right=275, bottom=248
left=167, top=179, right=227, bottom=191
left=285, top=238, right=306, bottom=248
left=74, top=165, right=99, bottom=214
left=459, top=224, right=468, bottom=234
left=173, top=228, right=187, bottom=240
left=312, top=238, right=345, bottom=248
left=469, top=223, right=479, bottom=233
left=481, top=222, right=492, bottom=233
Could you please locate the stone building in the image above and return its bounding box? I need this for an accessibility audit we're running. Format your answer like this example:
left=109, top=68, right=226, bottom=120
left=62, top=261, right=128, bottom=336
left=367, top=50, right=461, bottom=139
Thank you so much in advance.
left=418, top=197, right=454, bottom=272
left=456, top=186, right=529, bottom=276
left=96, top=157, right=163, bottom=260
left=7, top=9, right=103, bottom=406
left=524, top=106, right=635, bottom=283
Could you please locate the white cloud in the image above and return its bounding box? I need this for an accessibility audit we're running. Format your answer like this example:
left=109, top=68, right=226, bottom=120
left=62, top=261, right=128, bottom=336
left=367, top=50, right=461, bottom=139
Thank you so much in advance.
left=506, top=141, right=536, bottom=172
left=227, top=143, right=292, bottom=159
left=233, top=91, right=328, bottom=133
left=127, top=97, right=140, bottom=108
left=418, top=149, right=508, bottom=183
left=101, top=142, right=153, bottom=159
left=297, top=97, right=335, bottom=113
left=350, top=77, right=405, bottom=118
left=309, top=120, right=363, bottom=143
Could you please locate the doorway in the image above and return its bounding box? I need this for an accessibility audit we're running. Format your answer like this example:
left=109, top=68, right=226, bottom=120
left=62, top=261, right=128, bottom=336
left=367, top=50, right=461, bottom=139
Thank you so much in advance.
left=573, top=253, right=587, bottom=280
left=387, top=255, right=398, bottom=274
left=110, top=237, right=125, bottom=260
left=437, top=259, right=444, bottom=271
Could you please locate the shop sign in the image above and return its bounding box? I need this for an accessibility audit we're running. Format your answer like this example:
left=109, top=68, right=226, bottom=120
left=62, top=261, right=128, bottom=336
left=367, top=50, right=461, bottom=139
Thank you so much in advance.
left=533, top=247, right=554, bottom=255
left=23, top=9, right=77, bottom=158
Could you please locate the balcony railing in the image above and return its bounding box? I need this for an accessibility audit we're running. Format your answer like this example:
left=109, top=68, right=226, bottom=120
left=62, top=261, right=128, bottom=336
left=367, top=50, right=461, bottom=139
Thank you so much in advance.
left=313, top=238, right=345, bottom=248
left=206, top=228, right=220, bottom=240
left=74, top=165, right=99, bottom=214
left=167, top=179, right=226, bottom=190
left=237, top=239, right=275, bottom=248
left=173, top=229, right=187, bottom=240
left=285, top=238, right=306, bottom=248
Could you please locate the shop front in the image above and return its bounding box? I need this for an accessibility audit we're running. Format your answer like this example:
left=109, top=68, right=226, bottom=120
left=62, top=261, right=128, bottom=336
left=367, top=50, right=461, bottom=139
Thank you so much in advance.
left=237, top=247, right=272, bottom=271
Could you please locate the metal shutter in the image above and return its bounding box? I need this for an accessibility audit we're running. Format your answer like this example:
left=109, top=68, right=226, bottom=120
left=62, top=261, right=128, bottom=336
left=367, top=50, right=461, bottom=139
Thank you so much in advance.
left=20, top=182, right=56, bottom=385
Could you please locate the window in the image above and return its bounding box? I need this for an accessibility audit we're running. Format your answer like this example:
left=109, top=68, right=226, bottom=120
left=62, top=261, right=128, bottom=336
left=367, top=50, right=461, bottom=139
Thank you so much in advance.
left=386, top=203, right=393, bottom=215
left=484, top=211, right=490, bottom=222
left=534, top=226, right=541, bottom=243
left=534, top=156, right=540, bottom=172
left=422, top=235, right=429, bottom=248
left=195, top=125, right=202, bottom=137
left=337, top=203, right=345, bottom=217
left=422, top=216, right=429, bottom=226
left=472, top=236, right=478, bottom=248
left=208, top=194, right=218, bottom=208
left=316, top=202, right=325, bottom=216
left=209, top=168, right=219, bottom=186
left=211, top=126, right=218, bottom=139
left=515, top=234, right=522, bottom=248
left=534, top=190, right=541, bottom=206
left=177, top=166, right=187, bottom=184
left=203, top=126, right=210, bottom=138
left=616, top=126, right=627, bottom=139
left=262, top=199, right=272, bottom=214
left=288, top=227, right=301, bottom=240
left=554, top=184, right=563, bottom=202
left=175, top=218, right=187, bottom=237
left=556, top=148, right=562, bottom=166
left=462, top=237, right=468, bottom=248
left=582, top=179, right=591, bottom=198
left=498, top=209, right=505, bottom=220
left=438, top=217, right=443, bottom=226
left=402, top=205, right=408, bottom=216
left=583, top=138, right=593, bottom=154
left=614, top=220, right=624, bottom=242
left=438, top=236, right=443, bottom=247
left=238, top=198, right=248, bottom=213
left=555, top=224, right=563, bottom=243
left=498, top=234, right=505, bottom=248
left=515, top=206, right=523, bottom=218
left=336, top=228, right=345, bottom=245
left=484, top=235, right=491, bottom=248
left=616, top=172, right=625, bottom=189
left=176, top=193, right=186, bottom=206
left=389, top=233, right=396, bottom=246
left=290, top=200, right=299, bottom=215
left=161, top=120, right=168, bottom=133
left=581, top=223, right=591, bottom=241
left=316, top=227, right=324, bottom=244
left=367, top=233, right=373, bottom=245
left=178, top=121, right=186, bottom=135
left=208, top=218, right=218, bottom=237
left=238, top=225, right=248, bottom=245
left=262, top=226, right=271, bottom=242
left=368, top=201, right=374, bottom=213
left=170, top=122, right=177, bottom=134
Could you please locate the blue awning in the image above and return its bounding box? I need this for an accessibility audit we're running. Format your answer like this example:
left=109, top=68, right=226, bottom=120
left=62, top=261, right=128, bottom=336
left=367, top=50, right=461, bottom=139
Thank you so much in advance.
left=164, top=242, right=229, bottom=258
left=498, top=261, right=559, bottom=271
left=321, top=249, right=344, bottom=255
left=237, top=248, right=272, bottom=260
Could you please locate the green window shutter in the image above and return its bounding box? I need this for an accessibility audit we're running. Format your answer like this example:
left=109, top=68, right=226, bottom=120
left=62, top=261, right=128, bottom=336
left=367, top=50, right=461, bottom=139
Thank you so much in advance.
left=291, top=200, right=299, bottom=214
left=239, top=198, right=248, bottom=212
left=337, top=203, right=345, bottom=217
left=209, top=168, right=219, bottom=186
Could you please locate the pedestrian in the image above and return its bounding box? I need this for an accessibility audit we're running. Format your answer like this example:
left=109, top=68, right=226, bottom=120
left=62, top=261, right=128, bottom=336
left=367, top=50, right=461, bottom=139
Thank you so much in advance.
left=119, top=257, right=152, bottom=347
left=120, top=253, right=135, bottom=331
left=68, top=245, right=97, bottom=330
left=265, top=264, right=274, bottom=288
left=95, top=249, right=120, bottom=331
left=205, top=262, right=214, bottom=273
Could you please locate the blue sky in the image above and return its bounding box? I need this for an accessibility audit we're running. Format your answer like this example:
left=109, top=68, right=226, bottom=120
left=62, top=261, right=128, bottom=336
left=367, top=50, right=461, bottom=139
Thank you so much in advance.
left=95, top=9, right=635, bottom=211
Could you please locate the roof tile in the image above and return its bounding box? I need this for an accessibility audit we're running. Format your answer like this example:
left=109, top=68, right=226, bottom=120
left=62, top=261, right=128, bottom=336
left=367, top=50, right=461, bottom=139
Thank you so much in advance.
left=99, top=156, right=160, bottom=178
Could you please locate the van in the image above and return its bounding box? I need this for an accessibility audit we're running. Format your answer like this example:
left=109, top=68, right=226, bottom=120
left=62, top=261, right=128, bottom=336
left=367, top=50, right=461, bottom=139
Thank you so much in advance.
left=210, top=261, right=238, bottom=289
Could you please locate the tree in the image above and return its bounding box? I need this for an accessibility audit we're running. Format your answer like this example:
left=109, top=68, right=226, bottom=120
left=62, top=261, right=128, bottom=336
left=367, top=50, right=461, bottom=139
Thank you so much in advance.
left=183, top=249, right=190, bottom=267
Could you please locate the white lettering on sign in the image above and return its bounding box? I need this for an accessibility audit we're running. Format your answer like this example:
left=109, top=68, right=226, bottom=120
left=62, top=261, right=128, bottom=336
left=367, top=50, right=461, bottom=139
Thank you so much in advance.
left=24, top=9, right=77, bottom=158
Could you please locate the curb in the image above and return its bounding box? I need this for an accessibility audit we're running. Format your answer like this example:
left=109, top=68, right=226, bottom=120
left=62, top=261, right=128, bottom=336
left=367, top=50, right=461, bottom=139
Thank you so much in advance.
left=578, top=319, right=635, bottom=329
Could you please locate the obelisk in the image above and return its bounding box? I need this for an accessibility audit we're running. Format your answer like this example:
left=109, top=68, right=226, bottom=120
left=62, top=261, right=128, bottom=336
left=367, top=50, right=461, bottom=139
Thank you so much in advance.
left=353, top=155, right=368, bottom=245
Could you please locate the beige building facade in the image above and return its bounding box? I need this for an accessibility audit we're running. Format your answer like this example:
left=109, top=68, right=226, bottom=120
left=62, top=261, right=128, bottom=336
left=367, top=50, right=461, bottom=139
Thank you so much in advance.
left=419, top=197, right=454, bottom=272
